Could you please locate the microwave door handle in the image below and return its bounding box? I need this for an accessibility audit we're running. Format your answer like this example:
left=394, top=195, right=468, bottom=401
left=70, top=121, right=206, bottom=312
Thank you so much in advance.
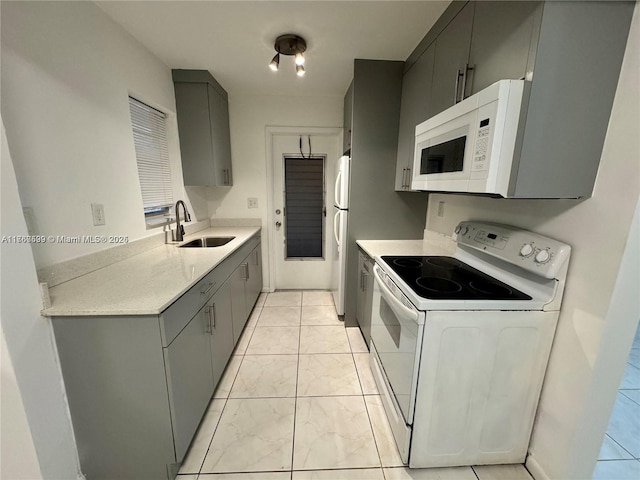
left=373, top=267, right=419, bottom=324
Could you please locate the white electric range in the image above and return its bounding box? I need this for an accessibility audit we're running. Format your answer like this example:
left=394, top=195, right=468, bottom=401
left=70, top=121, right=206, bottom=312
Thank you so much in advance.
left=369, top=221, right=570, bottom=468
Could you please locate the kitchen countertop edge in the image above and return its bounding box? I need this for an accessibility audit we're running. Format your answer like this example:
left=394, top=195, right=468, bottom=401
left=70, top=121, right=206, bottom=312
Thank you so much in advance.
left=42, top=226, right=261, bottom=317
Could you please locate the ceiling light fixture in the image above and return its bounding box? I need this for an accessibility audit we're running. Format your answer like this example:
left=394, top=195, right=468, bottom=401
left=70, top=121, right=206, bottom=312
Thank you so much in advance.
left=269, top=34, right=307, bottom=76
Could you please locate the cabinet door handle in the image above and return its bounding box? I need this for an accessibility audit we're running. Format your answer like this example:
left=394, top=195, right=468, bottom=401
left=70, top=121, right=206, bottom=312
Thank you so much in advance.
left=210, top=303, right=216, bottom=331
left=461, top=64, right=473, bottom=101
left=401, top=168, right=407, bottom=189
left=406, top=167, right=411, bottom=190
left=204, top=307, right=212, bottom=334
left=240, top=263, right=249, bottom=280
left=455, top=69, right=465, bottom=104
left=363, top=271, right=368, bottom=291
left=201, top=281, right=217, bottom=296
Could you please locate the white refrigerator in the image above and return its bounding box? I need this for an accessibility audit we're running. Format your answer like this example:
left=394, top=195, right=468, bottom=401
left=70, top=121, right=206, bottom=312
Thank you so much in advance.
left=331, top=155, right=350, bottom=315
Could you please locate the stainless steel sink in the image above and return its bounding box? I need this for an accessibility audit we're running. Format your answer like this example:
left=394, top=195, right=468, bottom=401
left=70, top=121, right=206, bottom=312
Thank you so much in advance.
left=179, top=236, right=235, bottom=248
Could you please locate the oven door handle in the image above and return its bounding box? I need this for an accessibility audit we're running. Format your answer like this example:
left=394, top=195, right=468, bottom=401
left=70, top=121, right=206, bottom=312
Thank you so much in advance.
left=373, top=266, right=420, bottom=324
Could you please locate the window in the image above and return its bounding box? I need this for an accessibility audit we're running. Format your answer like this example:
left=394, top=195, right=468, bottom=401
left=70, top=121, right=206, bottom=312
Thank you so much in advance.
left=129, top=96, right=173, bottom=225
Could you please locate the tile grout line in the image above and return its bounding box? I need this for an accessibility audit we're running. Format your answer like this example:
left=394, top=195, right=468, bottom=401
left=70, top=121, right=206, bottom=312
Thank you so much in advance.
left=290, top=297, right=303, bottom=475
left=347, top=326, right=385, bottom=477
left=198, top=301, right=262, bottom=476
left=605, top=433, right=637, bottom=460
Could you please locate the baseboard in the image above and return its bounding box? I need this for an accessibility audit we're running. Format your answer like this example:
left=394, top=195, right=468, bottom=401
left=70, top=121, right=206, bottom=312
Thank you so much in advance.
left=526, top=453, right=551, bottom=480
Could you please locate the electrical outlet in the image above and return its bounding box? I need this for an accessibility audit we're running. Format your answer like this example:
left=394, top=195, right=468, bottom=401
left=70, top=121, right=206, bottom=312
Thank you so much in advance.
left=437, top=201, right=445, bottom=218
left=92, top=203, right=105, bottom=226
left=248, top=197, right=259, bottom=209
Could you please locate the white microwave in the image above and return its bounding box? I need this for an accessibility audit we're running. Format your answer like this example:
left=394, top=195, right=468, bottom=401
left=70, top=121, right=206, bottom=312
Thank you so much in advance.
left=412, top=80, right=525, bottom=197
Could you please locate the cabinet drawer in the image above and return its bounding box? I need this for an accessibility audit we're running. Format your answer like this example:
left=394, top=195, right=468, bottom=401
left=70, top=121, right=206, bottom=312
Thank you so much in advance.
left=160, top=268, right=224, bottom=346
left=160, top=234, right=261, bottom=347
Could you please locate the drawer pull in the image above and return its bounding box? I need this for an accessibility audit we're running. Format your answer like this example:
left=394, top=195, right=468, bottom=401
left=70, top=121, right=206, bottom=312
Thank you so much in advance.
left=201, top=281, right=217, bottom=296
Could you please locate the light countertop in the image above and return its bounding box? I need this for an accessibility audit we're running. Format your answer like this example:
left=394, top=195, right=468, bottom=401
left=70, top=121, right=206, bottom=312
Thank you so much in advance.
left=357, top=230, right=457, bottom=260
left=43, top=226, right=260, bottom=317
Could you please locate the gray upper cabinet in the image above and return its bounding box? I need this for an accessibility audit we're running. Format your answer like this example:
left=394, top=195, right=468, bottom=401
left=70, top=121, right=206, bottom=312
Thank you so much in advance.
left=173, top=70, right=233, bottom=187
left=467, top=1, right=541, bottom=95
left=428, top=2, right=474, bottom=118
left=343, top=81, right=353, bottom=153
left=395, top=44, right=435, bottom=191
left=395, top=0, right=633, bottom=198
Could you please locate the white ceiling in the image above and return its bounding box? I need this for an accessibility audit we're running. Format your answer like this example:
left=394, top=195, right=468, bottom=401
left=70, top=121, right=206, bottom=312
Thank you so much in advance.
left=96, top=1, right=450, bottom=97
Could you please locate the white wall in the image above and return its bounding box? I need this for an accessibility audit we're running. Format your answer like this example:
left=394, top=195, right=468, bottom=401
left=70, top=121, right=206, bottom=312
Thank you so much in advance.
left=424, top=8, right=639, bottom=479
left=212, top=94, right=343, bottom=289
left=0, top=1, right=206, bottom=270
left=1, top=120, right=82, bottom=479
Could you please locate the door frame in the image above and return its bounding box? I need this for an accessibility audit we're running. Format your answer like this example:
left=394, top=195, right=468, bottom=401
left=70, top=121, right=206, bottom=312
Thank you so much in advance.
left=265, top=126, right=342, bottom=292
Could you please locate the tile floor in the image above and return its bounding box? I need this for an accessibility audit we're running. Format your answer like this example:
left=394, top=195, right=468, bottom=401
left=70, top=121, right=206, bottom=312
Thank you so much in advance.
left=178, top=290, right=533, bottom=480
left=594, top=322, right=640, bottom=479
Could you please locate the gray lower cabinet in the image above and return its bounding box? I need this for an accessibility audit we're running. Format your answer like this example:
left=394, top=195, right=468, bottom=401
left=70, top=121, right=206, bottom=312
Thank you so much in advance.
left=209, top=280, right=235, bottom=384
left=355, top=249, right=374, bottom=348
left=173, top=69, right=233, bottom=187
left=230, top=244, right=263, bottom=344
left=246, top=245, right=263, bottom=310
left=51, top=235, right=262, bottom=480
left=230, top=261, right=248, bottom=344
left=164, top=304, right=216, bottom=463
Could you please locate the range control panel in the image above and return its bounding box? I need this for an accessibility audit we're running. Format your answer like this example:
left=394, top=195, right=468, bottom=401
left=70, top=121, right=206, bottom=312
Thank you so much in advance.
left=454, top=221, right=571, bottom=279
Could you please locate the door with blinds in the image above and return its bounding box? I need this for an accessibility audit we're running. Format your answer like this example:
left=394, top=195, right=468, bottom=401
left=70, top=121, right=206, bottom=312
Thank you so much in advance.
left=283, top=156, right=324, bottom=259
left=271, top=133, right=340, bottom=290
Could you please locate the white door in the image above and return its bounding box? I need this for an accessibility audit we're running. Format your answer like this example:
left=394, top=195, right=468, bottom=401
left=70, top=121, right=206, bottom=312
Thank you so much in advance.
left=270, top=133, right=340, bottom=290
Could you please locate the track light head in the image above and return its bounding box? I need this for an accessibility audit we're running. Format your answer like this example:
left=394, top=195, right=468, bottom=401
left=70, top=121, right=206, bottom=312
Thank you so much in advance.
left=296, top=64, right=305, bottom=77
left=269, top=53, right=279, bottom=72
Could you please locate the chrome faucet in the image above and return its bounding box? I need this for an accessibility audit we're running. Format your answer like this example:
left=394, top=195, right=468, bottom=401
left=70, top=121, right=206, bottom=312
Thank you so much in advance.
left=174, top=200, right=191, bottom=242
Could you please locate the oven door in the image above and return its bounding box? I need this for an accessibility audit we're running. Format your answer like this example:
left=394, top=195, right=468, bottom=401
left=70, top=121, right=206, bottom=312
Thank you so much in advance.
left=370, top=264, right=425, bottom=426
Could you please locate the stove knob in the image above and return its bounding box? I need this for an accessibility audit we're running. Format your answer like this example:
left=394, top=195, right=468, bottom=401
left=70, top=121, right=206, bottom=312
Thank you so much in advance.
left=455, top=225, right=461, bottom=234
left=519, top=243, right=534, bottom=258
left=459, top=226, right=468, bottom=236
left=535, top=249, right=551, bottom=264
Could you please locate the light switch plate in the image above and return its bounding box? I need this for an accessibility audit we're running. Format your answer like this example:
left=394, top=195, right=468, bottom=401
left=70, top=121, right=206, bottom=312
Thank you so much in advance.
left=92, top=203, right=105, bottom=226
left=248, top=197, right=259, bottom=209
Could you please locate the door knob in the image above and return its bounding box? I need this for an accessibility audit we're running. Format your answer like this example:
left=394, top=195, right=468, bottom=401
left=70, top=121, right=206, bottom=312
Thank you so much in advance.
left=275, top=221, right=282, bottom=228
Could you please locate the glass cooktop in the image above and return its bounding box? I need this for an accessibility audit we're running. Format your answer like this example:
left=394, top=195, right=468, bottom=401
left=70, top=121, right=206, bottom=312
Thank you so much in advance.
left=381, top=256, right=532, bottom=301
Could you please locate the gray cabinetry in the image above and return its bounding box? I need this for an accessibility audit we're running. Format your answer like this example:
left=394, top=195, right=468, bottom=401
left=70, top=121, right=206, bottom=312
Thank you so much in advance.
left=343, top=81, right=353, bottom=153
left=52, top=233, right=262, bottom=479
left=164, top=305, right=215, bottom=462
left=208, top=280, right=235, bottom=386
left=395, top=0, right=633, bottom=198
left=395, top=44, right=435, bottom=191
left=467, top=1, right=541, bottom=95
left=230, top=244, right=263, bottom=344
left=428, top=2, right=474, bottom=118
left=246, top=245, right=263, bottom=309
left=355, top=249, right=374, bottom=348
left=230, top=261, right=248, bottom=344
left=173, top=70, right=232, bottom=187
left=343, top=60, right=428, bottom=326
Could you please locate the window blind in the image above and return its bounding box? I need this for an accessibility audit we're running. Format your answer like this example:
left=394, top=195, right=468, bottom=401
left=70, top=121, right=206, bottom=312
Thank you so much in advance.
left=129, top=96, right=173, bottom=214
left=284, top=157, right=324, bottom=258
